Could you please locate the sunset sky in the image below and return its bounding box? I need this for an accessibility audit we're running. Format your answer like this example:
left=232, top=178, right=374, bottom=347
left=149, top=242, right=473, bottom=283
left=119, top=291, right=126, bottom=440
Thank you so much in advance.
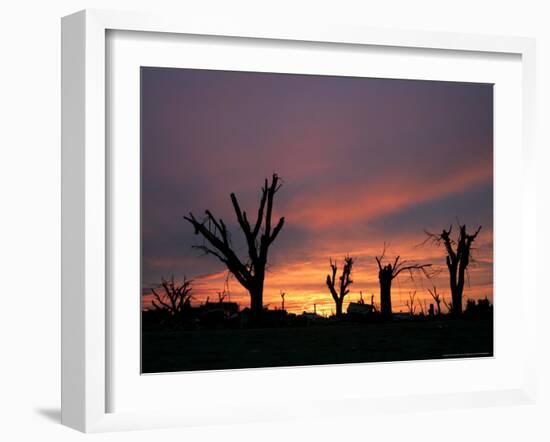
left=141, top=67, right=493, bottom=316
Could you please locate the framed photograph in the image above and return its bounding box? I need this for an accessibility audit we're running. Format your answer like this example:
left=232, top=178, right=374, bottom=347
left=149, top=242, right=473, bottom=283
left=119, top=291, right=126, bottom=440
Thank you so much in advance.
left=61, top=9, right=537, bottom=432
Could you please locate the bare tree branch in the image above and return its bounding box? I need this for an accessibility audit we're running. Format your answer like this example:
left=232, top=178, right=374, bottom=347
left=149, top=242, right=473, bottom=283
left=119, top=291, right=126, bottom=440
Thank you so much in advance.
left=427, top=286, right=442, bottom=315
left=393, top=263, right=432, bottom=279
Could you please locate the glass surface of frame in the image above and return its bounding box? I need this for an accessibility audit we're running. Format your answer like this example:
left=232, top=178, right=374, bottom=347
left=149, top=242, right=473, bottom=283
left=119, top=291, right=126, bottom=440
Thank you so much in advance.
left=139, top=67, right=495, bottom=374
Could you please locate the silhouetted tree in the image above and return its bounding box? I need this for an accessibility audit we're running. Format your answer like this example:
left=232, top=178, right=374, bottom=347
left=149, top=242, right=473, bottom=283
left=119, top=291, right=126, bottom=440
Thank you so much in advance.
left=150, top=276, right=193, bottom=326
left=405, top=290, right=417, bottom=316
left=427, top=286, right=442, bottom=316
left=280, top=290, right=286, bottom=311
left=465, top=298, right=476, bottom=314
left=326, top=256, right=354, bottom=317
left=442, top=296, right=453, bottom=314
left=419, top=298, right=428, bottom=317
left=425, top=224, right=481, bottom=315
left=184, top=174, right=285, bottom=322
left=370, top=293, right=378, bottom=313
left=375, top=246, right=431, bottom=319
left=464, top=296, right=493, bottom=318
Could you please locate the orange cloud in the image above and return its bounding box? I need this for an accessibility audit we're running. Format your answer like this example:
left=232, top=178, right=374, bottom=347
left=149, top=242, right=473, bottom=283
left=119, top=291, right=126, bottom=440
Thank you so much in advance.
left=282, top=157, right=492, bottom=229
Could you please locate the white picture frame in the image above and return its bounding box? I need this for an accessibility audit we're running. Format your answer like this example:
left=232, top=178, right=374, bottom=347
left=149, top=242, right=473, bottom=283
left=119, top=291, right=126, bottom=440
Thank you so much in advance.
left=61, top=9, right=537, bottom=433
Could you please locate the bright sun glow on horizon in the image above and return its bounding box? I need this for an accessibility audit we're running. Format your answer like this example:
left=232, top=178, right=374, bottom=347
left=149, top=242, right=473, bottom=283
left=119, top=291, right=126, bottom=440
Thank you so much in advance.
left=141, top=227, right=493, bottom=315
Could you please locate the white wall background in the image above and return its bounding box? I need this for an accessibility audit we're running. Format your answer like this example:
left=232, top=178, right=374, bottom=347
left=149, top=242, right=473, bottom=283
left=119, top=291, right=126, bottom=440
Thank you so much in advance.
left=0, top=1, right=548, bottom=440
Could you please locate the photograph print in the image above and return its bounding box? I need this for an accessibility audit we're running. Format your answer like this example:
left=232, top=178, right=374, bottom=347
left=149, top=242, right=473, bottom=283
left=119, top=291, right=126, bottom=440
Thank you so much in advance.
left=141, top=67, right=493, bottom=373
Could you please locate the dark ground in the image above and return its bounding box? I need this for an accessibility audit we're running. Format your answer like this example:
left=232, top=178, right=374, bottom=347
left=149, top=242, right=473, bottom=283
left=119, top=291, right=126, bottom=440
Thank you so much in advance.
left=141, top=317, right=493, bottom=373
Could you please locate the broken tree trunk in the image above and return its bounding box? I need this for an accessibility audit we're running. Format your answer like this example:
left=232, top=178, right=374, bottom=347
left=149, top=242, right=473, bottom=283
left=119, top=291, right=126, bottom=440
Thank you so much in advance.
left=375, top=247, right=431, bottom=320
